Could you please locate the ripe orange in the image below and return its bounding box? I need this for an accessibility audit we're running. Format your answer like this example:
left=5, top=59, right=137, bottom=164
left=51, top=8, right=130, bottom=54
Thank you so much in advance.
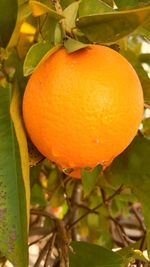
left=23, top=45, right=144, bottom=178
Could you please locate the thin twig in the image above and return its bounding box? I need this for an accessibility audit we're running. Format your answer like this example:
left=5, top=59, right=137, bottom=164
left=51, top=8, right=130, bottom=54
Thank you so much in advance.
left=29, top=226, right=55, bottom=237
left=44, top=233, right=57, bottom=267
left=56, top=219, right=70, bottom=267
left=34, top=239, right=51, bottom=267
left=30, top=214, right=41, bottom=228
left=139, top=235, right=146, bottom=251
left=1, top=259, right=7, bottom=267
left=109, top=216, right=134, bottom=245
left=76, top=203, right=99, bottom=214
left=144, top=103, right=150, bottom=109
left=30, top=209, right=57, bottom=221
left=67, top=185, right=123, bottom=230
left=59, top=174, right=72, bottom=209
left=131, top=205, right=146, bottom=233
left=29, top=234, right=48, bottom=247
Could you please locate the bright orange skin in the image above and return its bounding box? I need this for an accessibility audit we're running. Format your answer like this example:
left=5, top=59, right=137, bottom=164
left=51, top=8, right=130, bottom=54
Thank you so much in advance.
left=23, top=45, right=144, bottom=178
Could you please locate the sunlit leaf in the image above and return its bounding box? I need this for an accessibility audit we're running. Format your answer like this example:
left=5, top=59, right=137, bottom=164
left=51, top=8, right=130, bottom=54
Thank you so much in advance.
left=0, top=85, right=28, bottom=266
left=76, top=6, right=150, bottom=43
left=23, top=42, right=61, bottom=76
left=0, top=0, right=18, bottom=47
left=63, top=1, right=80, bottom=28
left=39, top=15, right=58, bottom=43
left=54, top=23, right=62, bottom=45
left=61, top=0, right=76, bottom=9
left=8, top=1, right=32, bottom=48
left=29, top=0, right=64, bottom=19
left=79, top=0, right=113, bottom=17
left=64, top=38, right=89, bottom=53
left=101, top=0, right=114, bottom=7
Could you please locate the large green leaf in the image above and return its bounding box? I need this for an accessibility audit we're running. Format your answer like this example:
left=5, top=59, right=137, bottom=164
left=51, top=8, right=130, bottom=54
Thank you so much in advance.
left=69, top=241, right=124, bottom=267
left=0, top=85, right=28, bottom=266
left=101, top=0, right=114, bottom=7
left=63, top=1, right=80, bottom=28
left=8, top=1, right=31, bottom=48
left=10, top=82, right=30, bottom=225
left=23, top=42, right=61, bottom=76
left=115, top=0, right=150, bottom=9
left=29, top=0, right=64, bottom=19
left=64, top=38, right=89, bottom=53
left=104, top=136, right=150, bottom=256
left=76, top=5, right=150, bottom=43
left=0, top=0, right=18, bottom=47
left=61, top=0, right=76, bottom=9
left=115, top=0, right=138, bottom=9
left=79, top=0, right=113, bottom=17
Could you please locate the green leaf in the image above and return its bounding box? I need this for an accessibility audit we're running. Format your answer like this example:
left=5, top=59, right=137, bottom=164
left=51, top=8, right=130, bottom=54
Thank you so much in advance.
left=48, top=168, right=65, bottom=207
left=115, top=0, right=150, bottom=9
left=10, top=82, right=30, bottom=224
left=23, top=42, right=61, bottom=76
left=76, top=5, right=150, bottom=44
left=31, top=184, right=46, bottom=206
left=0, top=85, right=28, bottom=266
left=0, top=0, right=18, bottom=47
left=64, top=38, right=89, bottom=53
left=104, top=136, right=150, bottom=257
left=79, top=0, right=113, bottom=17
left=18, top=0, right=31, bottom=21
left=39, top=16, right=58, bottom=43
left=63, top=1, right=80, bottom=28
left=29, top=0, right=64, bottom=19
left=101, top=0, right=114, bottom=7
left=54, top=23, right=62, bottom=45
left=69, top=241, right=124, bottom=267
left=81, top=164, right=102, bottom=196
left=115, top=0, right=139, bottom=9
left=61, top=0, right=76, bottom=9
left=8, top=1, right=31, bottom=48
left=121, top=48, right=150, bottom=104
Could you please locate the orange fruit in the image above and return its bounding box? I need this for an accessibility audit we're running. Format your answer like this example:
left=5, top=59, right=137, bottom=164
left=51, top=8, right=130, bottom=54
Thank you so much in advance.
left=23, top=45, right=144, bottom=178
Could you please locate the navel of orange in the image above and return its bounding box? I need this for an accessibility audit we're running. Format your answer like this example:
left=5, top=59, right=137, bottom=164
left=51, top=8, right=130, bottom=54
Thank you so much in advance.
left=23, top=45, right=144, bottom=178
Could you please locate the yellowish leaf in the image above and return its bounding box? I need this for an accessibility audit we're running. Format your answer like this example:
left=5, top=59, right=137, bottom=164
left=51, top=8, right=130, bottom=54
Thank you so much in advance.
left=10, top=82, right=30, bottom=227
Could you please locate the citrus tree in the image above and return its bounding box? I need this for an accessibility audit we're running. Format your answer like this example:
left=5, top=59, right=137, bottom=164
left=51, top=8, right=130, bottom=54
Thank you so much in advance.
left=0, top=0, right=150, bottom=266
